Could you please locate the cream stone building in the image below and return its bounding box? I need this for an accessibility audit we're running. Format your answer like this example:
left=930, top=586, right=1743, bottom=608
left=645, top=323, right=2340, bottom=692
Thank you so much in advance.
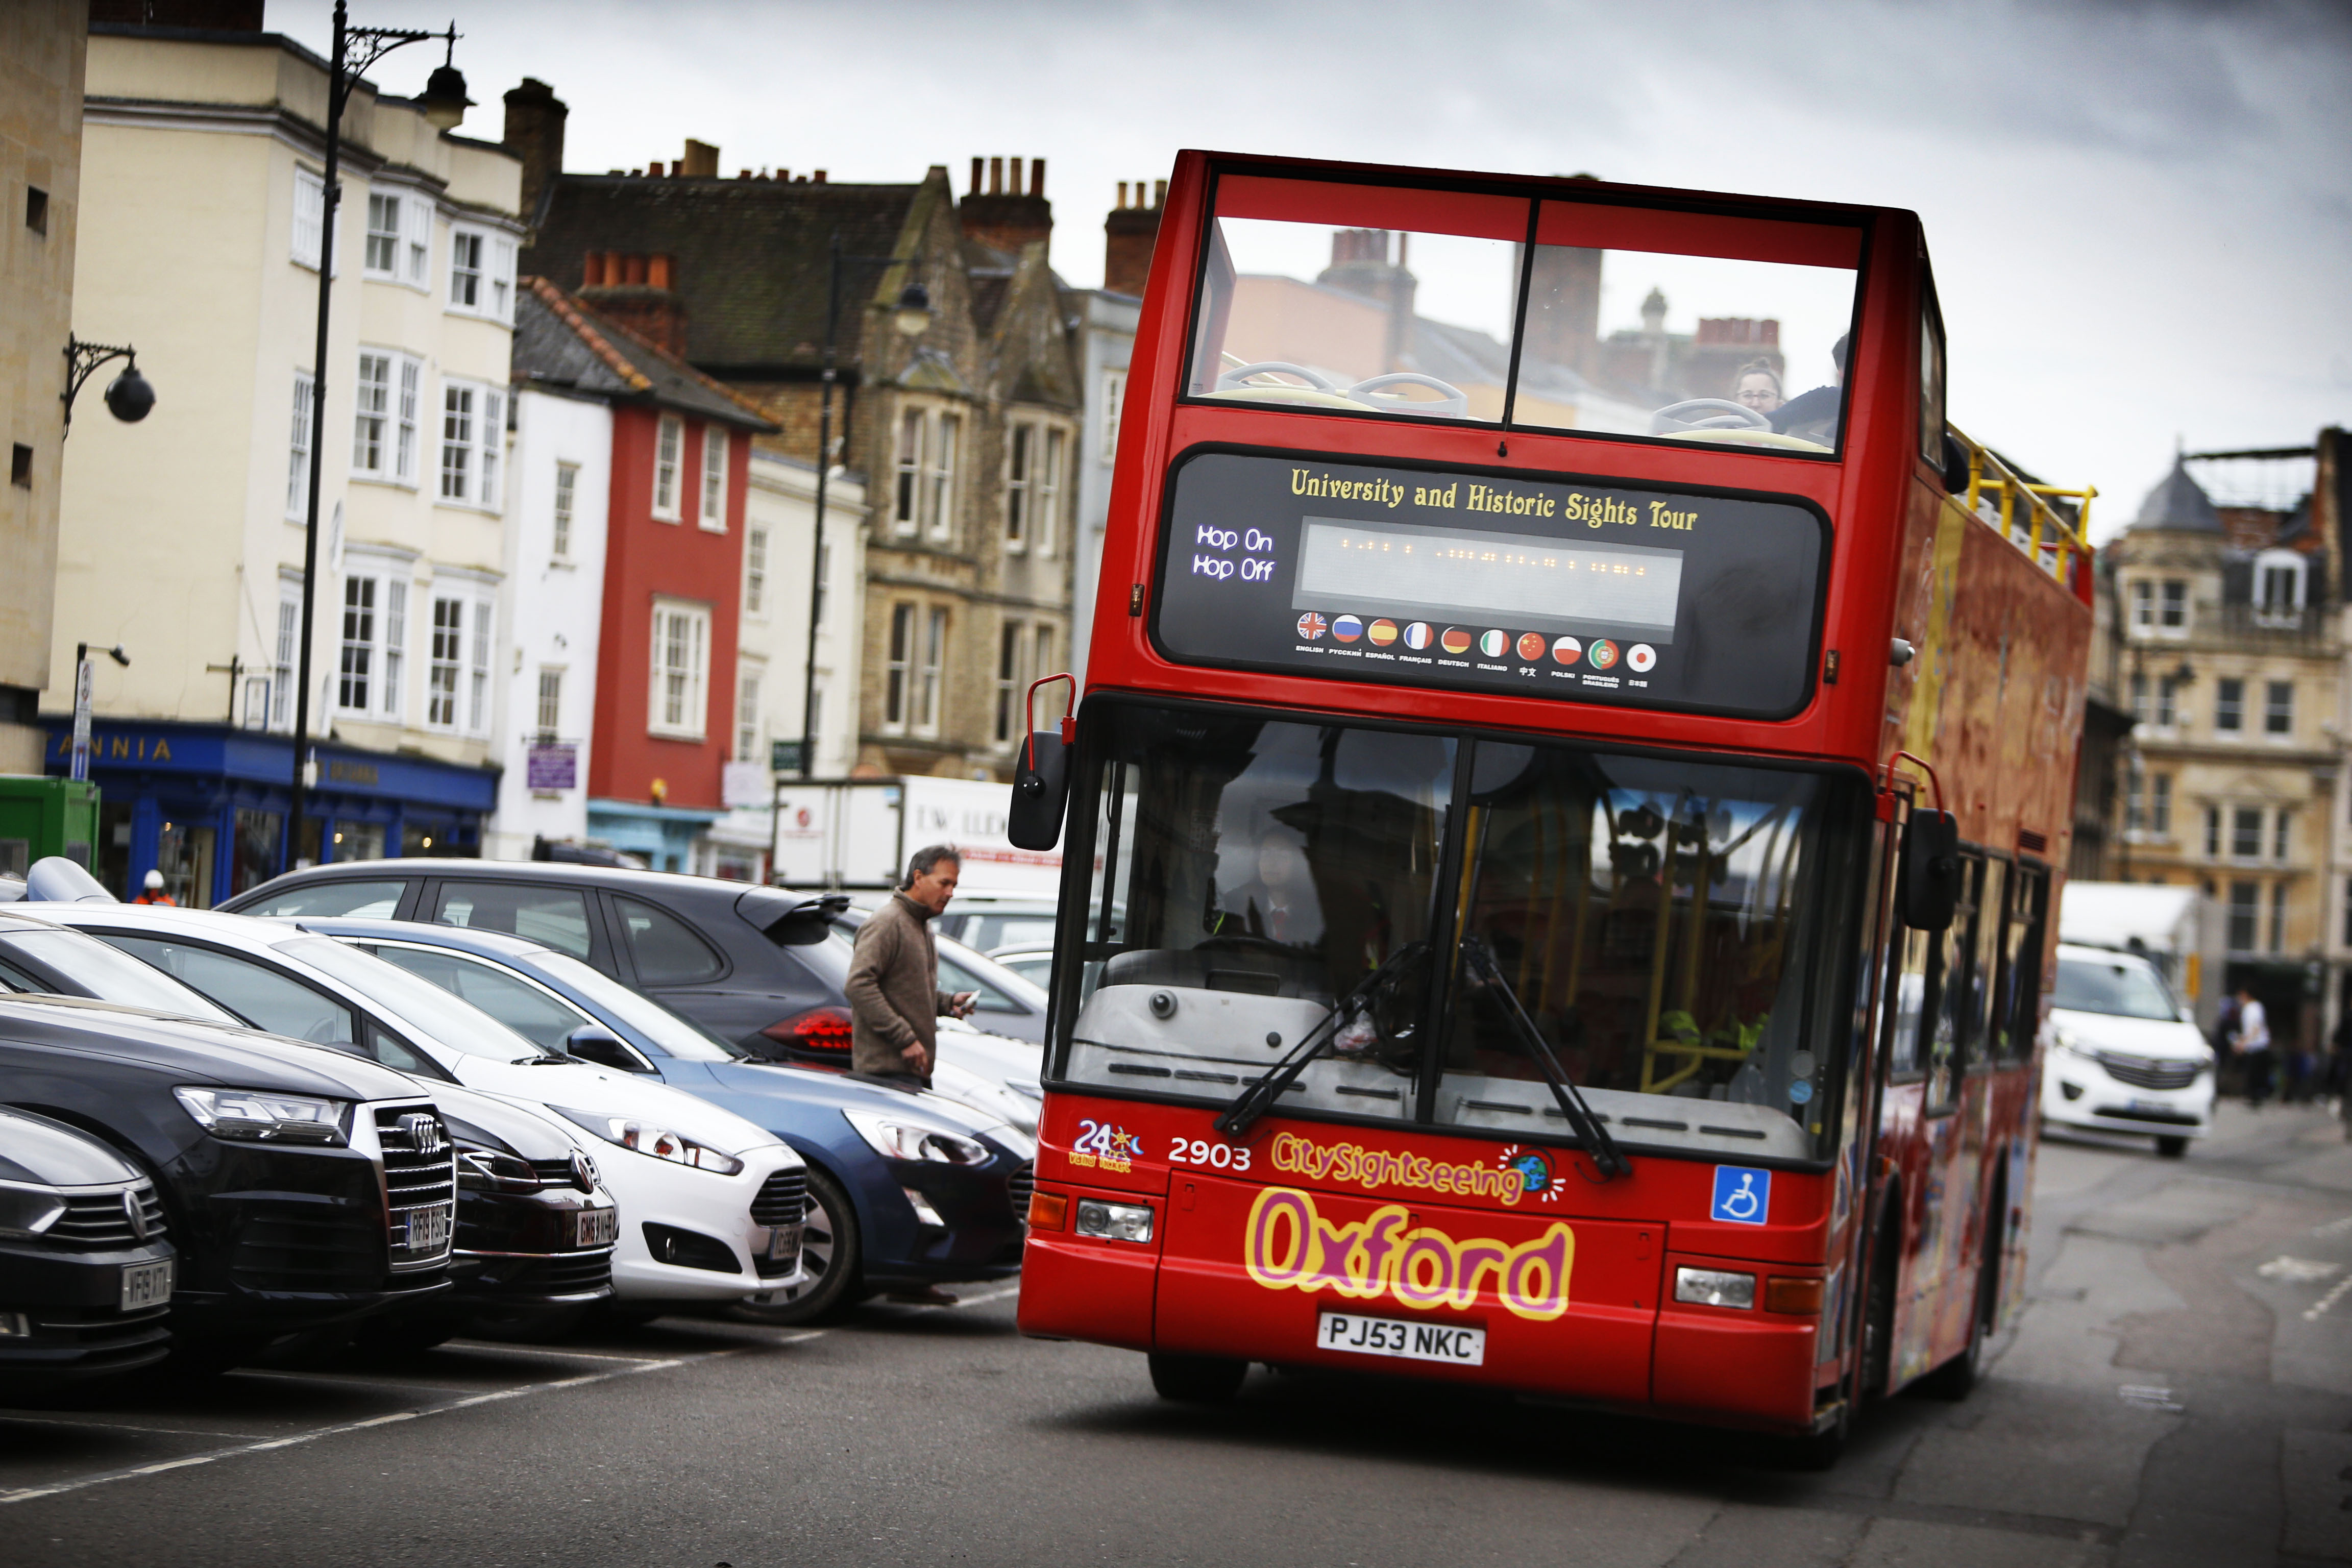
left=1, top=1, right=89, bottom=776
left=2099, top=444, right=2344, bottom=1049
left=47, top=20, right=522, bottom=901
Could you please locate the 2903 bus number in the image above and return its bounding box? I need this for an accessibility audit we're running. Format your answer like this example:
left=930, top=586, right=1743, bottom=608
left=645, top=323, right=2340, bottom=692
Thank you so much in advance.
left=1168, top=1137, right=1251, bottom=1172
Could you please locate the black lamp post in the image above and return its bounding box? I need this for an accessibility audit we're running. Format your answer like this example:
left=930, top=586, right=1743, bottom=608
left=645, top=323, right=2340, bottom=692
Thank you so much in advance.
left=285, top=4, right=468, bottom=873
left=797, top=233, right=931, bottom=782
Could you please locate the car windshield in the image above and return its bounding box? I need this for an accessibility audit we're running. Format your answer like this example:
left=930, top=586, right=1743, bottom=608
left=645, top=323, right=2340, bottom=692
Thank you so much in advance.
left=0, top=928, right=243, bottom=1025
left=1062, top=701, right=1865, bottom=1161
left=2052, top=954, right=2179, bottom=1021
left=1190, top=176, right=1861, bottom=457
left=237, top=879, right=406, bottom=918
left=275, top=936, right=556, bottom=1062
left=530, top=951, right=740, bottom=1061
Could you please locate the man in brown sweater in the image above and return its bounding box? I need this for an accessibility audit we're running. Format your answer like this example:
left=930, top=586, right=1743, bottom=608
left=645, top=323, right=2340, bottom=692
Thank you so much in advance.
left=846, top=844, right=977, bottom=1086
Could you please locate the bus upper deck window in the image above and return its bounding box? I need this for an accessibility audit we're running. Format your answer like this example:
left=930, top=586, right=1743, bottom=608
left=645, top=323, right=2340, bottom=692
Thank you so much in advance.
left=1189, top=176, right=1527, bottom=423
left=1508, top=202, right=1862, bottom=456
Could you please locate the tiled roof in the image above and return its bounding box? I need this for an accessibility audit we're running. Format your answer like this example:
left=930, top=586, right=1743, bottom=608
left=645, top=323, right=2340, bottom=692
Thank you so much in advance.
left=521, top=176, right=921, bottom=373
left=2135, top=456, right=2222, bottom=532
left=513, top=277, right=776, bottom=430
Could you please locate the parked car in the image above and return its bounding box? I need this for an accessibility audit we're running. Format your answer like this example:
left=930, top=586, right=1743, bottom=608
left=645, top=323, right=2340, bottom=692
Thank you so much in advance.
left=224, top=859, right=1059, bottom=1045
left=0, top=1105, right=178, bottom=1385
left=0, top=908, right=618, bottom=1343
left=0, top=993, right=454, bottom=1369
left=2041, top=941, right=2216, bottom=1157
left=30, top=902, right=808, bottom=1314
left=988, top=947, right=1054, bottom=991
left=293, top=917, right=1035, bottom=1324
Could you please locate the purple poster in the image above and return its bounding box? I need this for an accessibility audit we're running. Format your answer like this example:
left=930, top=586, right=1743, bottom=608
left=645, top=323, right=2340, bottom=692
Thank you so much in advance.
left=526, top=743, right=577, bottom=791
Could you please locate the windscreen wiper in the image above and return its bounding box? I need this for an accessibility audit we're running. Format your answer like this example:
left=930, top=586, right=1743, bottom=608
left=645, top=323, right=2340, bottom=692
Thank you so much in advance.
left=1459, top=937, right=1630, bottom=1180
left=1214, top=940, right=1426, bottom=1139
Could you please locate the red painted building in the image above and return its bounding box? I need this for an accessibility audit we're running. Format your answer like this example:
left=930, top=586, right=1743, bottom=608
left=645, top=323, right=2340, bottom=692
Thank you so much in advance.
left=518, top=277, right=776, bottom=871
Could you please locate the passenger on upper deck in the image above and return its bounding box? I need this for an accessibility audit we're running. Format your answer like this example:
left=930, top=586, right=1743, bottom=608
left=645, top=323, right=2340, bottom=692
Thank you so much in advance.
left=1732, top=361, right=1784, bottom=416
left=1768, top=334, right=1845, bottom=446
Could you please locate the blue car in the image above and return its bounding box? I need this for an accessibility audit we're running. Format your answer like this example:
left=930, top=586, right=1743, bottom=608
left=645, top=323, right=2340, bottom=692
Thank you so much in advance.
left=290, top=917, right=1033, bottom=1324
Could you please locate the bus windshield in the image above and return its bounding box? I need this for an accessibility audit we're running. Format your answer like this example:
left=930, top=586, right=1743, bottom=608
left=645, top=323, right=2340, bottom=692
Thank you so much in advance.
left=1060, top=700, right=1867, bottom=1161
left=1189, top=175, right=1862, bottom=456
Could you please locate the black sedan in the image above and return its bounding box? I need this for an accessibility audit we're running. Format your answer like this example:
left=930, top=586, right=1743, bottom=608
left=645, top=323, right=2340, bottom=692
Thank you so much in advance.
left=0, top=1105, right=177, bottom=1385
left=0, top=995, right=456, bottom=1369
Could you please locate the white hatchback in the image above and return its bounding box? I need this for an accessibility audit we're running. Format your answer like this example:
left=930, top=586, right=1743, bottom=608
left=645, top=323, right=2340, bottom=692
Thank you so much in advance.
left=2040, top=941, right=2215, bottom=1157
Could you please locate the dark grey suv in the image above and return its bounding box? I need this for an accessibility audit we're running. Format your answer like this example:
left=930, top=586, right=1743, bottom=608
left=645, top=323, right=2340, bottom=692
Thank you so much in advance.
left=226, top=861, right=861, bottom=1064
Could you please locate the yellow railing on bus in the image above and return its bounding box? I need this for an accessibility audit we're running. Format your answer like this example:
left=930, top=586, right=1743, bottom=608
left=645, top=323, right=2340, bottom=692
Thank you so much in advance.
left=1950, top=424, right=2095, bottom=587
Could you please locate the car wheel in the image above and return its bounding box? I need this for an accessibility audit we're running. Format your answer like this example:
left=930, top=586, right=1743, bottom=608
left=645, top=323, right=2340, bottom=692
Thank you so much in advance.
left=727, top=1164, right=861, bottom=1327
left=1148, top=1351, right=1247, bottom=1404
left=2155, top=1135, right=2190, bottom=1159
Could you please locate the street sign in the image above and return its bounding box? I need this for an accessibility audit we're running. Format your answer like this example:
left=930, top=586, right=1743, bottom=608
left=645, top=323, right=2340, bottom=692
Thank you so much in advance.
left=770, top=739, right=803, bottom=774
left=526, top=743, right=578, bottom=791
left=68, top=656, right=93, bottom=782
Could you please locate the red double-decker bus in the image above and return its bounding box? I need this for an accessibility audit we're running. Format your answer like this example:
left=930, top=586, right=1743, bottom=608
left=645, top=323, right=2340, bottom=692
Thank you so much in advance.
left=1010, top=150, right=2095, bottom=1463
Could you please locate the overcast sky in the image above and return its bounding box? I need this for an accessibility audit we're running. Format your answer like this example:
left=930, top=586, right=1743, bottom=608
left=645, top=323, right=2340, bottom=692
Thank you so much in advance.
left=278, top=0, right=2350, bottom=539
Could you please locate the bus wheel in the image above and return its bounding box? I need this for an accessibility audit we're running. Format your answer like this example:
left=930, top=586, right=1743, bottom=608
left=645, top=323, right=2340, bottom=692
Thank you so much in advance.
left=2155, top=1135, right=2190, bottom=1159
left=1148, top=1351, right=1247, bottom=1404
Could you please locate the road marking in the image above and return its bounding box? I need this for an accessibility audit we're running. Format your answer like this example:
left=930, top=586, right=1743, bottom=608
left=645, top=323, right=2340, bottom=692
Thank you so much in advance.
left=2118, top=1384, right=2185, bottom=1412
left=0, top=1416, right=256, bottom=1440
left=0, top=1349, right=738, bottom=1507
left=950, top=1283, right=1022, bottom=1310
left=2310, top=1214, right=2352, bottom=1237
left=2304, top=1274, right=2352, bottom=1322
left=2257, top=1256, right=2343, bottom=1283
left=437, top=1342, right=682, bottom=1363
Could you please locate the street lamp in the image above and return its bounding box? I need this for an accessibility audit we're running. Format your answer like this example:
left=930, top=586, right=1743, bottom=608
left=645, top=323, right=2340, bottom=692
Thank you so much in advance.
left=286, top=4, right=464, bottom=873
left=60, top=337, right=155, bottom=432
left=795, top=237, right=930, bottom=782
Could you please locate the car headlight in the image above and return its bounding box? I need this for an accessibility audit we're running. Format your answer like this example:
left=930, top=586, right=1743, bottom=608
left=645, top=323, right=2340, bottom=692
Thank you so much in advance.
left=843, top=1109, right=992, bottom=1166
left=0, top=1180, right=67, bottom=1240
left=174, top=1086, right=350, bottom=1146
left=552, top=1108, right=745, bottom=1175
left=456, top=1143, right=545, bottom=1193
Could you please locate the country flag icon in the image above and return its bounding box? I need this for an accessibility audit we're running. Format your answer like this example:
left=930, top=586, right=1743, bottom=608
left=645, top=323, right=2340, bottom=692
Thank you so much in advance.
left=1296, top=612, right=1328, bottom=641
left=1333, top=615, right=1364, bottom=643
left=1403, top=622, right=1432, bottom=650
left=1627, top=643, right=1657, bottom=672
left=1478, top=630, right=1508, bottom=658
left=1368, top=619, right=1399, bottom=646
left=1441, top=627, right=1473, bottom=655
left=1587, top=639, right=1620, bottom=670
left=1552, top=636, right=1582, bottom=666
left=1516, top=632, right=1547, bottom=662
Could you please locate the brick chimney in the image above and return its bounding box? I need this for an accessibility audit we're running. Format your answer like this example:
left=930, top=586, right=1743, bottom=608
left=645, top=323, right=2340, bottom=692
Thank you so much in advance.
left=960, top=155, right=1053, bottom=260
left=1103, top=179, right=1162, bottom=298
left=579, top=253, right=688, bottom=358
left=502, top=78, right=568, bottom=225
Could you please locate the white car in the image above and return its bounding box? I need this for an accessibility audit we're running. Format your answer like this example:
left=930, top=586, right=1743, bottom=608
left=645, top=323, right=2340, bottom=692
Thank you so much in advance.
left=26, top=902, right=811, bottom=1308
left=2040, top=941, right=2216, bottom=1157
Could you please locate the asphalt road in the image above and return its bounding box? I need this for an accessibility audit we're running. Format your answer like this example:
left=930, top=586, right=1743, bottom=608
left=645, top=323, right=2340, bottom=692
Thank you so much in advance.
left=5, top=1101, right=2349, bottom=1568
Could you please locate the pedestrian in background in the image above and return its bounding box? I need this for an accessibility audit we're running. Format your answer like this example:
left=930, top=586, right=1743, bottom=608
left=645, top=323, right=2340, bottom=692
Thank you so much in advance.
left=2228, top=984, right=2271, bottom=1108
left=845, top=844, right=977, bottom=1089
left=131, top=869, right=175, bottom=906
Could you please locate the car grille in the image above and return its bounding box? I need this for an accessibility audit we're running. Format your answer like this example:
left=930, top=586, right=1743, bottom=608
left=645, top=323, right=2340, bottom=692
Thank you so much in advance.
left=45, top=1184, right=167, bottom=1250
left=749, top=1169, right=807, bottom=1227
left=529, top=1156, right=598, bottom=1192
left=2095, top=1052, right=2201, bottom=1091
left=374, top=1103, right=455, bottom=1269
left=1007, top=1161, right=1035, bottom=1223
left=508, top=1248, right=614, bottom=1297
left=231, top=1204, right=383, bottom=1288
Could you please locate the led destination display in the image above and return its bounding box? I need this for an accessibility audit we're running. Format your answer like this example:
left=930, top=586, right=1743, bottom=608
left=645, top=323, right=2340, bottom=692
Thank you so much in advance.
left=1154, top=451, right=1829, bottom=718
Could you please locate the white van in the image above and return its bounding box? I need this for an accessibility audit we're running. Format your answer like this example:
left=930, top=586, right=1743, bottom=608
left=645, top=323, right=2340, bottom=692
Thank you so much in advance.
left=2040, top=941, right=2215, bottom=1157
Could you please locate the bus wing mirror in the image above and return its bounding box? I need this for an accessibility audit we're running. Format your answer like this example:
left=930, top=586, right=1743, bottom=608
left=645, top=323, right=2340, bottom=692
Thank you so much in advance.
left=1009, top=674, right=1076, bottom=852
left=1901, top=809, right=1960, bottom=931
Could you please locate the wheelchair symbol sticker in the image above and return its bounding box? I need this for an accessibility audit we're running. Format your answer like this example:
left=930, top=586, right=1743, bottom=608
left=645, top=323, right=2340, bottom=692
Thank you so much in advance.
left=1710, top=1166, right=1771, bottom=1226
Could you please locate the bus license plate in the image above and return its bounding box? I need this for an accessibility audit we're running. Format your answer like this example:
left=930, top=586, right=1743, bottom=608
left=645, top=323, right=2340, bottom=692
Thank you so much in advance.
left=119, top=1259, right=174, bottom=1311
left=402, top=1204, right=452, bottom=1255
left=573, top=1207, right=618, bottom=1248
left=1316, top=1311, right=1485, bottom=1366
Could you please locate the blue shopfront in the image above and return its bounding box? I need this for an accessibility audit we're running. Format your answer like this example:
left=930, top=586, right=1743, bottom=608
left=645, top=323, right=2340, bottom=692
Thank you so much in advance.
left=44, top=720, right=499, bottom=906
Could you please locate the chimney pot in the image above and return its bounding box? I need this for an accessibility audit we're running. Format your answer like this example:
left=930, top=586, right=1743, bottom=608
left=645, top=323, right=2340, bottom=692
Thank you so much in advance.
left=1010, top=157, right=1023, bottom=194
left=989, top=156, right=1003, bottom=195
left=971, top=156, right=984, bottom=196
left=581, top=250, right=600, bottom=286
left=1116, top=181, right=1128, bottom=211
left=648, top=253, right=673, bottom=290
left=813, top=169, right=826, bottom=184
left=739, top=168, right=751, bottom=179
left=623, top=253, right=648, bottom=286
left=1030, top=157, right=1045, bottom=196
left=681, top=138, right=718, bottom=179
left=1154, top=179, right=1166, bottom=208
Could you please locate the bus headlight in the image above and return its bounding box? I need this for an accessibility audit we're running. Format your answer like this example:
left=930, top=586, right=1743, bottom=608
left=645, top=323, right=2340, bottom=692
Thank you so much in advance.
left=1674, top=1266, right=1755, bottom=1309
left=1074, top=1198, right=1154, bottom=1243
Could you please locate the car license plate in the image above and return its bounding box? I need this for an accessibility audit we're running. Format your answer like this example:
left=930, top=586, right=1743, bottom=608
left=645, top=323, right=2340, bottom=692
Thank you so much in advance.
left=573, top=1207, right=618, bottom=1248
left=764, top=1223, right=803, bottom=1263
left=401, top=1203, right=452, bottom=1255
left=119, top=1258, right=174, bottom=1311
left=1316, top=1310, right=1485, bottom=1366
